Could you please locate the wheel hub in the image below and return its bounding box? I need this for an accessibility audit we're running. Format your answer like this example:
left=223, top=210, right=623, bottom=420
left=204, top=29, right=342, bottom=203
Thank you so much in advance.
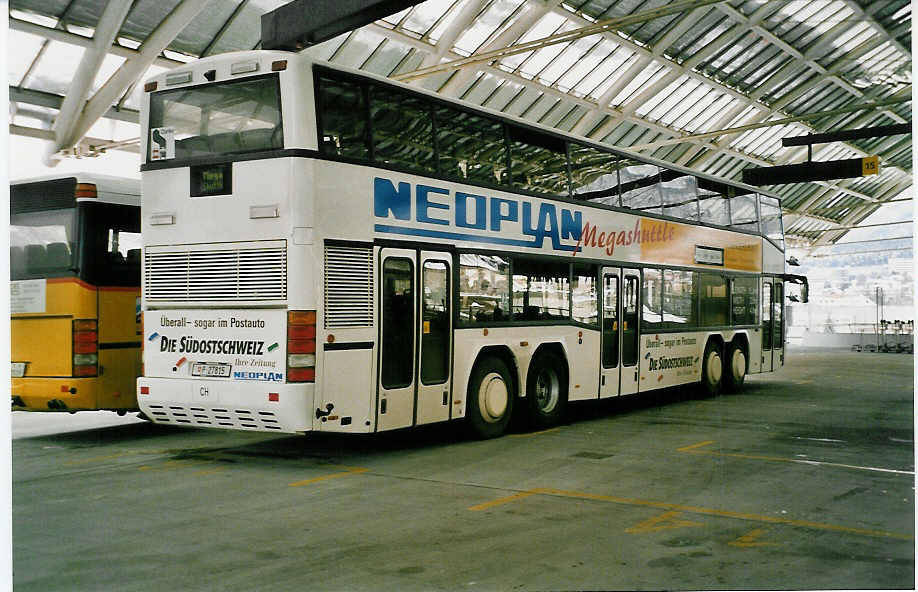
left=479, top=372, right=508, bottom=423
left=534, top=369, right=559, bottom=413
left=707, top=351, right=722, bottom=383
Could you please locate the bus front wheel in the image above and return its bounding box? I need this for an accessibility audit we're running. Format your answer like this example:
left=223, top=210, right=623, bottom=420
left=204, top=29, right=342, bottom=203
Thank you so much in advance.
left=701, top=341, right=723, bottom=397
left=525, top=351, right=568, bottom=429
left=467, top=357, right=514, bottom=439
left=723, top=342, right=747, bottom=393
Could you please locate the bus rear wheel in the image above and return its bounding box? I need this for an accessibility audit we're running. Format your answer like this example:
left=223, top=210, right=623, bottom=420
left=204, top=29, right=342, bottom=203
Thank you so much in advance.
left=525, top=351, right=568, bottom=430
left=723, top=342, right=747, bottom=393
left=700, top=341, right=723, bottom=397
left=467, top=357, right=514, bottom=439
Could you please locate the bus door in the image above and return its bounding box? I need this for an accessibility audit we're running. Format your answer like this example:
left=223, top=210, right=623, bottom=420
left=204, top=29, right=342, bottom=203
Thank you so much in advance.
left=415, top=252, right=452, bottom=425
left=761, top=278, right=774, bottom=372
left=621, top=272, right=640, bottom=395
left=599, top=269, right=620, bottom=398
left=377, top=248, right=453, bottom=431
left=774, top=281, right=784, bottom=366
left=378, top=249, right=417, bottom=431
left=600, top=268, right=640, bottom=397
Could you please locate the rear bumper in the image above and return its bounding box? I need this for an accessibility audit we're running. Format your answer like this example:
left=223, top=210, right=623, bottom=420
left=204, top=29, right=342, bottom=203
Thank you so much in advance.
left=11, top=377, right=118, bottom=411
left=137, top=377, right=315, bottom=433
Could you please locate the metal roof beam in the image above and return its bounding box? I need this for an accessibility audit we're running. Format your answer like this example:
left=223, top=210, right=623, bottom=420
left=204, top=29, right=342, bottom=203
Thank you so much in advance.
left=9, top=17, right=186, bottom=69
left=59, top=0, right=210, bottom=162
left=628, top=97, right=909, bottom=152
left=392, top=0, right=724, bottom=83
left=9, top=86, right=139, bottom=124
left=847, top=0, right=910, bottom=58
left=369, top=22, right=773, bottom=171
left=417, top=0, right=488, bottom=70
left=48, top=1, right=133, bottom=161
left=438, top=0, right=560, bottom=96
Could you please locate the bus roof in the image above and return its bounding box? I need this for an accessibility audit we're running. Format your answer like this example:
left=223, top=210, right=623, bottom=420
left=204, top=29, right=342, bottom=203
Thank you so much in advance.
left=143, top=49, right=779, bottom=204
left=11, top=174, right=140, bottom=208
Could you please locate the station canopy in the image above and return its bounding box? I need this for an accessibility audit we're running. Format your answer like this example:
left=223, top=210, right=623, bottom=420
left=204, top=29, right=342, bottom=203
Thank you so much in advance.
left=8, top=0, right=912, bottom=246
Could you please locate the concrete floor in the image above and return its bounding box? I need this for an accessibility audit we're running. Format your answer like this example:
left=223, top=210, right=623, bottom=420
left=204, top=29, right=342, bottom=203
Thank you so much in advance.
left=12, top=348, right=915, bottom=590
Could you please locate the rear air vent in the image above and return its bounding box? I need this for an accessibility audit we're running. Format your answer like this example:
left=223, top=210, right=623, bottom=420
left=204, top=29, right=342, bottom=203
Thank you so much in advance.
left=145, top=241, right=286, bottom=303
left=324, top=245, right=373, bottom=328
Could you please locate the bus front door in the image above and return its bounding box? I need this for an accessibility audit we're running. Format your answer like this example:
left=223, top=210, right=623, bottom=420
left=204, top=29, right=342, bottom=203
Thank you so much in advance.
left=377, top=248, right=453, bottom=431
left=600, top=268, right=640, bottom=397
left=599, top=269, right=620, bottom=398
left=761, top=279, right=774, bottom=372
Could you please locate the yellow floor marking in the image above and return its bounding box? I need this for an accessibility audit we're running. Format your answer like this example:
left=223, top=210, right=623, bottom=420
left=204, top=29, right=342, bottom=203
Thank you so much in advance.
left=469, top=487, right=912, bottom=541
left=678, top=441, right=914, bottom=475
left=288, top=466, right=368, bottom=487
left=138, top=459, right=208, bottom=472
left=64, top=451, right=136, bottom=466
left=509, top=427, right=561, bottom=438
left=625, top=510, right=702, bottom=533
left=194, top=467, right=226, bottom=476
left=729, top=528, right=778, bottom=548
left=676, top=440, right=716, bottom=452
left=469, top=490, right=539, bottom=511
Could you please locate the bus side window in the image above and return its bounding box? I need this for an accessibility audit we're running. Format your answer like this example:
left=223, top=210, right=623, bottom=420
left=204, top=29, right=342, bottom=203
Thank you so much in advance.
left=81, top=203, right=141, bottom=287
left=317, top=75, right=369, bottom=160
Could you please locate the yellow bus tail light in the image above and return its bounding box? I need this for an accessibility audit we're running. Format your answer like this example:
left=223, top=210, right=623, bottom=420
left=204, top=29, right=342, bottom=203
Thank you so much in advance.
left=73, top=319, right=98, bottom=377
left=287, top=310, right=316, bottom=383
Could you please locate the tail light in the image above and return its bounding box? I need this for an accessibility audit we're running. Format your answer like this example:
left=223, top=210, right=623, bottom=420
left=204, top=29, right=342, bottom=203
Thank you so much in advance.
left=73, top=319, right=98, bottom=377
left=75, top=183, right=97, bottom=198
left=287, top=310, right=315, bottom=383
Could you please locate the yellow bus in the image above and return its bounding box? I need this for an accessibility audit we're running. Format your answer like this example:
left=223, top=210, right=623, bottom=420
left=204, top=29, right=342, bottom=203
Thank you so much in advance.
left=11, top=174, right=142, bottom=414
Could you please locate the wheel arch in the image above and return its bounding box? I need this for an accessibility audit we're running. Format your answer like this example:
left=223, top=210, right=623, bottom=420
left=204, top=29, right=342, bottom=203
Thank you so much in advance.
left=704, top=333, right=725, bottom=353
left=472, top=345, right=520, bottom=398
left=527, top=342, right=569, bottom=396
left=729, top=333, right=750, bottom=372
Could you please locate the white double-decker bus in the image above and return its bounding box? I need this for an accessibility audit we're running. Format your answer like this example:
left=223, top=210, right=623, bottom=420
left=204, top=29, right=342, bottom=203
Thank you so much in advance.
left=137, top=50, right=805, bottom=438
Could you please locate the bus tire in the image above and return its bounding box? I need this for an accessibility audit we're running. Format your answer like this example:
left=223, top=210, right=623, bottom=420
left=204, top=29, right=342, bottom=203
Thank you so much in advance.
left=525, top=351, right=568, bottom=429
left=701, top=341, right=723, bottom=397
left=467, top=357, right=514, bottom=439
left=723, top=341, right=747, bottom=393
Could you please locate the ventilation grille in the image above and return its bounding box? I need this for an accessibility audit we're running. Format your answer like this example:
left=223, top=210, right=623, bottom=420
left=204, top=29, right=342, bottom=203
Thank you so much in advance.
left=324, top=245, right=373, bottom=328
left=147, top=404, right=283, bottom=431
left=145, top=243, right=286, bottom=302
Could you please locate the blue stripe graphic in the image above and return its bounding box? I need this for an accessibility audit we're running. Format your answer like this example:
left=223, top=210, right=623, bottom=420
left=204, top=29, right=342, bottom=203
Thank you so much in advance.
left=374, top=224, right=579, bottom=252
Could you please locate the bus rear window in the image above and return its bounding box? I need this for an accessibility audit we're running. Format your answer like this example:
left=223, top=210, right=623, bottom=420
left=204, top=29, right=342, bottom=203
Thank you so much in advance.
left=11, top=209, right=77, bottom=280
left=148, top=74, right=282, bottom=161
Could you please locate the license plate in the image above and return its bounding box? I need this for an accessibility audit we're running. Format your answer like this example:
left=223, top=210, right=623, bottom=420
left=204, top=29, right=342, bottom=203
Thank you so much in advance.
left=11, top=362, right=26, bottom=378
left=191, top=362, right=231, bottom=378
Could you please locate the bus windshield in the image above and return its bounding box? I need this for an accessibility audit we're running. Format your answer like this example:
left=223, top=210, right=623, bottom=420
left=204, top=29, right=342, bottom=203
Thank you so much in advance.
left=148, top=74, right=283, bottom=161
left=11, top=208, right=77, bottom=280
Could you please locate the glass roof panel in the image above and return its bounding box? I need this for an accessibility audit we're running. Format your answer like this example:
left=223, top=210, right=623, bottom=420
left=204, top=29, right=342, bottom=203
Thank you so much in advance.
left=207, top=0, right=288, bottom=56
left=7, top=29, right=46, bottom=86
left=454, top=0, right=526, bottom=55
left=362, top=38, right=415, bottom=77
left=518, top=41, right=570, bottom=80
left=667, top=84, right=718, bottom=130
left=400, top=0, right=457, bottom=37
left=610, top=60, right=667, bottom=106
left=640, top=75, right=695, bottom=121
left=575, top=46, right=634, bottom=99
left=330, top=29, right=388, bottom=69
left=27, top=40, right=86, bottom=96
